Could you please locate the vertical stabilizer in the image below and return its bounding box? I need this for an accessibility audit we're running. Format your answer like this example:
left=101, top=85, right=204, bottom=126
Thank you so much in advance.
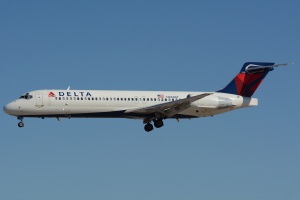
left=218, top=62, right=275, bottom=97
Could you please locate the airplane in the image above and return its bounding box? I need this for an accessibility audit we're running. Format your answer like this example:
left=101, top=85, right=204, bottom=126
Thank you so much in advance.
left=3, top=62, right=290, bottom=132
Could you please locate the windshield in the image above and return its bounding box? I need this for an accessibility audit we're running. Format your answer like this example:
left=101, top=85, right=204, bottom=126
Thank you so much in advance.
left=19, top=93, right=33, bottom=100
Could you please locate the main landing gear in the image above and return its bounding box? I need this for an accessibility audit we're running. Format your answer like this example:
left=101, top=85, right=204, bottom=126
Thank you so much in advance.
left=144, top=119, right=164, bottom=132
left=144, top=123, right=153, bottom=132
left=17, top=116, right=24, bottom=128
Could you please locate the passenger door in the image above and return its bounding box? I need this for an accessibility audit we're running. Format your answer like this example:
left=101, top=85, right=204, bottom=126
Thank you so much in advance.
left=35, top=92, right=43, bottom=108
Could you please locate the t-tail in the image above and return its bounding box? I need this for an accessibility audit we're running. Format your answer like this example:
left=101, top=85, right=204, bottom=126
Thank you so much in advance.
left=218, top=62, right=291, bottom=97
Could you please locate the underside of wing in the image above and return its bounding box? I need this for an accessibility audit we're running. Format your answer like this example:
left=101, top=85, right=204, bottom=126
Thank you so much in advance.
left=125, top=93, right=212, bottom=118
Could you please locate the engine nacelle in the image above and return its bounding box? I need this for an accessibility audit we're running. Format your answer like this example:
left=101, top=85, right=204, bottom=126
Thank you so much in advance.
left=191, top=96, right=233, bottom=109
left=217, top=97, right=233, bottom=108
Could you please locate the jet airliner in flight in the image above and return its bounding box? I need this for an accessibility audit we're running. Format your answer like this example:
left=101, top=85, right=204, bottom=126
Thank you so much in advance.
left=3, top=62, right=289, bottom=132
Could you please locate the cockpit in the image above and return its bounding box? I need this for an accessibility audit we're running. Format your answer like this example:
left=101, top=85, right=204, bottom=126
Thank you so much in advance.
left=19, top=93, right=33, bottom=100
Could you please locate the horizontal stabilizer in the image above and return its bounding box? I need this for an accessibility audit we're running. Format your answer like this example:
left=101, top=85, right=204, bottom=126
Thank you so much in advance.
left=245, top=62, right=293, bottom=74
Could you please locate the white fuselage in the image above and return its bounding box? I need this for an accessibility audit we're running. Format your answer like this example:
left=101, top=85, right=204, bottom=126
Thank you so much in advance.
left=3, top=89, right=258, bottom=119
left=4, top=61, right=286, bottom=131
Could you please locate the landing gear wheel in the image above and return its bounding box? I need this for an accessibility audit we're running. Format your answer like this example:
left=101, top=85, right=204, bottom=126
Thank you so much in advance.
left=144, top=123, right=154, bottom=132
left=18, top=122, right=24, bottom=128
left=154, top=119, right=164, bottom=128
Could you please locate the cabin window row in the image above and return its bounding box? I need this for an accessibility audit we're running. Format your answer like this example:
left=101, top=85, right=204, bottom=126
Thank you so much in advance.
left=54, top=97, right=178, bottom=102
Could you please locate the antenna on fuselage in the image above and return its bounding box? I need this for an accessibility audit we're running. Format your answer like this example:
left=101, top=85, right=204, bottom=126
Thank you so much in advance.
left=67, top=86, right=70, bottom=90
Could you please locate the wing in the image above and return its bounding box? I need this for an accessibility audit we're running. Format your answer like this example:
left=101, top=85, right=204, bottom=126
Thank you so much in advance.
left=125, top=93, right=212, bottom=118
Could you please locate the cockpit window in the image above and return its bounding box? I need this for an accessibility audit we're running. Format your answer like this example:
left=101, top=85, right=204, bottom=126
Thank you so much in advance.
left=19, top=93, right=33, bottom=100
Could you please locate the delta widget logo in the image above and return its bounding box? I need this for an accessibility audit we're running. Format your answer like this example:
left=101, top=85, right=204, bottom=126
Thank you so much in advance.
left=48, top=92, right=56, bottom=97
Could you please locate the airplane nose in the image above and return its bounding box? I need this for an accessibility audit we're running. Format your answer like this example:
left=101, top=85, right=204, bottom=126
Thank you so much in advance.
left=3, top=103, right=13, bottom=115
left=3, top=102, right=20, bottom=116
left=3, top=105, right=9, bottom=114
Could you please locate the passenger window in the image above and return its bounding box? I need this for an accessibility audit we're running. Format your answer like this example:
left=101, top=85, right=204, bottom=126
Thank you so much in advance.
left=106, top=98, right=108, bottom=101
left=147, top=98, right=149, bottom=101
left=121, top=98, right=123, bottom=101
left=128, top=98, right=130, bottom=101
left=81, top=97, right=83, bottom=100
left=132, top=98, right=134, bottom=101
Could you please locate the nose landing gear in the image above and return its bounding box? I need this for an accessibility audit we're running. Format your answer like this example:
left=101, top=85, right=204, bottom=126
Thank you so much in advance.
left=17, top=116, right=24, bottom=128
left=18, top=122, right=24, bottom=128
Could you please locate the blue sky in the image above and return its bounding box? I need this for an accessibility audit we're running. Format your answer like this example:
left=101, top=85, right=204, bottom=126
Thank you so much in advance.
left=1, top=1, right=300, bottom=199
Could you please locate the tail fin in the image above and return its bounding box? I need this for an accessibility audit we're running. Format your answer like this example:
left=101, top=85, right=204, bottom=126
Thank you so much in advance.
left=218, top=62, right=281, bottom=97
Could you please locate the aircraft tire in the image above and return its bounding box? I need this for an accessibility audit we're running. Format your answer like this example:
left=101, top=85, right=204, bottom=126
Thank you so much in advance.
left=154, top=119, right=164, bottom=128
left=18, top=122, right=24, bottom=128
left=144, top=123, right=153, bottom=132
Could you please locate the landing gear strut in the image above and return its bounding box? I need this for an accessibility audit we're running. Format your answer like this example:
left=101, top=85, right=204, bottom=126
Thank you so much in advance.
left=17, top=116, right=24, bottom=128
